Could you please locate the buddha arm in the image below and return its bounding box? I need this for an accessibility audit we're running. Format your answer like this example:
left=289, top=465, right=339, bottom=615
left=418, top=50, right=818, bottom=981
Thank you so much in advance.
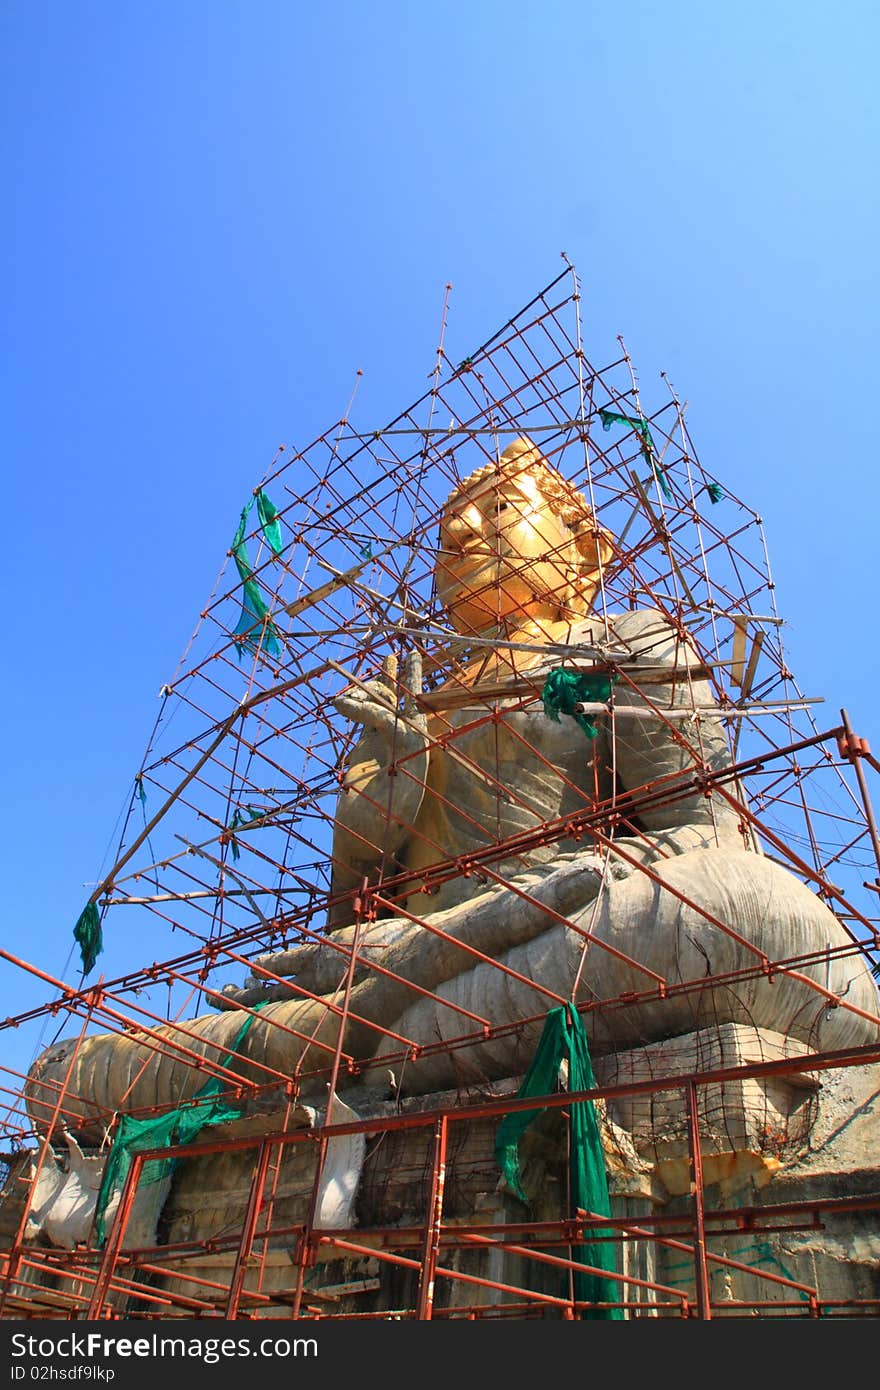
left=608, top=608, right=740, bottom=837
left=329, top=653, right=430, bottom=917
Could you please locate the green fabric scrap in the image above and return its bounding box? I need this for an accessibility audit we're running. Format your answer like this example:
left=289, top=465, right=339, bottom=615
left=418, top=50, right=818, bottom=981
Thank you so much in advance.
left=134, top=775, right=147, bottom=807
left=232, top=581, right=282, bottom=659
left=231, top=498, right=282, bottom=659
left=227, top=805, right=263, bottom=861
left=599, top=407, right=673, bottom=501
left=655, top=465, right=674, bottom=502
left=494, top=1005, right=622, bottom=1320
left=541, top=669, right=616, bottom=739
left=94, top=1009, right=264, bottom=1245
left=231, top=496, right=253, bottom=559
left=73, top=901, right=103, bottom=976
left=599, top=407, right=655, bottom=451
left=256, top=489, right=283, bottom=555
left=705, top=482, right=723, bottom=504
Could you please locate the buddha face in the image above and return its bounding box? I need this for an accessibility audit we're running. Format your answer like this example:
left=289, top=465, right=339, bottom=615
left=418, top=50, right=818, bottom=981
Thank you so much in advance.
left=435, top=441, right=606, bottom=636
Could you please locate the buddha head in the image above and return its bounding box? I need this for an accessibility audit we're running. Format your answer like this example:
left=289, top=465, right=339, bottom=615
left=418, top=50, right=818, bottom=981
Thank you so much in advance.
left=435, top=437, right=614, bottom=636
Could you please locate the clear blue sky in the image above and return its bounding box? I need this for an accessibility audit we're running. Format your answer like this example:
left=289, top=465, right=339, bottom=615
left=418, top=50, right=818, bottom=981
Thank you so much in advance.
left=2, top=1, right=878, bottom=1088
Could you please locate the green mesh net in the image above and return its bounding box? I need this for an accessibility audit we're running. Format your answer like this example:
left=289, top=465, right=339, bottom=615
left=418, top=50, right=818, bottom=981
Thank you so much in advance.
left=541, top=669, right=616, bottom=739
left=73, top=902, right=103, bottom=976
left=495, top=1005, right=622, bottom=1319
left=93, top=1010, right=264, bottom=1245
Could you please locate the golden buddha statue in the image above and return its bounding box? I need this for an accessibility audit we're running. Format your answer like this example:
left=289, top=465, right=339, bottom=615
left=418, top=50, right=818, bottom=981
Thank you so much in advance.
left=329, top=437, right=616, bottom=921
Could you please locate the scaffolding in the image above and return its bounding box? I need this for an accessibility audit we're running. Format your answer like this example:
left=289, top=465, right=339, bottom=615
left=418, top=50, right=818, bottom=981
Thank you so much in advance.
left=1, top=263, right=879, bottom=1319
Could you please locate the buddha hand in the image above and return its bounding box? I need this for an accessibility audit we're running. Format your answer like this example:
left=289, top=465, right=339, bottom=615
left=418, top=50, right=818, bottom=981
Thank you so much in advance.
left=331, top=650, right=430, bottom=861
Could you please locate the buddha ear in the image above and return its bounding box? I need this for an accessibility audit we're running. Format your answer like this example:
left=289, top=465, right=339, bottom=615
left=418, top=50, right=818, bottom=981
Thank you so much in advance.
left=564, top=523, right=616, bottom=616
left=557, top=561, right=585, bottom=620
left=572, top=518, right=615, bottom=576
left=595, top=525, right=615, bottom=573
